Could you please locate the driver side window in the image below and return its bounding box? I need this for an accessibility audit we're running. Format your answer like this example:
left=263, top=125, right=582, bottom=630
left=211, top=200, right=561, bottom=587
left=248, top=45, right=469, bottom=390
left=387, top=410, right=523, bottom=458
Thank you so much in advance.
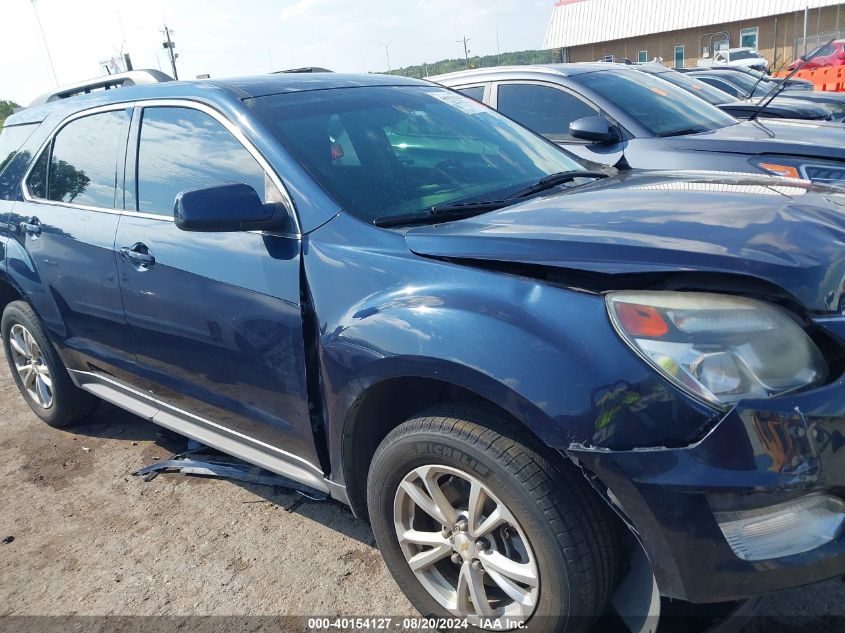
left=136, top=107, right=278, bottom=216
left=496, top=83, right=599, bottom=142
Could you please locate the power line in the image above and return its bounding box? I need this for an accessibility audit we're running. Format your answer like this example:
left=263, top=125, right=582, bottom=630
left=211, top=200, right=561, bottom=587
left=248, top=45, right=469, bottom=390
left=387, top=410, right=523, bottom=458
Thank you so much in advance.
left=30, top=0, right=58, bottom=86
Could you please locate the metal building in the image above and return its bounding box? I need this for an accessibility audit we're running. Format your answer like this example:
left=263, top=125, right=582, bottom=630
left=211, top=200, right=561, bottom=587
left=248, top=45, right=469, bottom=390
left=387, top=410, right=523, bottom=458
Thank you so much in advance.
left=544, top=0, right=845, bottom=69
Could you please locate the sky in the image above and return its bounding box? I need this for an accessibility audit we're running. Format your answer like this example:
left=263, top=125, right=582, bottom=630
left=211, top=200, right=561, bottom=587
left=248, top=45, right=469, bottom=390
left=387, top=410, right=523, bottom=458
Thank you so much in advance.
left=1, top=0, right=553, bottom=106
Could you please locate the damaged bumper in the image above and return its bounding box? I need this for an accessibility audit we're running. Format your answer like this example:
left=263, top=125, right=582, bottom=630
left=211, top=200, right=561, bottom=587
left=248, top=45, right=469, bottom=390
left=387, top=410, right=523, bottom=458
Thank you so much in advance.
left=569, top=374, right=845, bottom=604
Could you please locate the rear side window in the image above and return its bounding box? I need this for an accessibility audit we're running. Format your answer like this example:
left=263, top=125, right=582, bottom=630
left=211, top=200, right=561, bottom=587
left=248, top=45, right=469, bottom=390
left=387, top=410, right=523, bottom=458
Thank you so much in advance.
left=457, top=86, right=485, bottom=101
left=697, top=76, right=743, bottom=98
left=496, top=83, right=599, bottom=141
left=31, top=110, right=128, bottom=208
left=136, top=107, right=270, bottom=216
left=0, top=123, right=38, bottom=175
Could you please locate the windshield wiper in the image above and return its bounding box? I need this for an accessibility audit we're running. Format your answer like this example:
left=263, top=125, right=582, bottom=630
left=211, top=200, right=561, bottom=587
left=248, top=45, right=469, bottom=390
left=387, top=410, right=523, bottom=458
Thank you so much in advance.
left=506, top=170, right=611, bottom=199
left=748, top=39, right=833, bottom=121
left=373, top=170, right=612, bottom=228
left=743, top=57, right=778, bottom=99
left=657, top=127, right=709, bottom=138
left=373, top=200, right=515, bottom=228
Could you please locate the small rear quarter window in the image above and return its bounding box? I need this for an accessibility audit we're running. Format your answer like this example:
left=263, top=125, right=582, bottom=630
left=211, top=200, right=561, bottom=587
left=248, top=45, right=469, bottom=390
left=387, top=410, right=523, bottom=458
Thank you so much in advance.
left=0, top=123, right=38, bottom=175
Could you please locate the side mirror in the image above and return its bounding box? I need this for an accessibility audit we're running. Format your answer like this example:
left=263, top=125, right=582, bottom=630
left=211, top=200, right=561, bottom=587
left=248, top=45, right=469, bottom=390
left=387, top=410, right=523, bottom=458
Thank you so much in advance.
left=569, top=116, right=619, bottom=144
left=174, top=182, right=285, bottom=232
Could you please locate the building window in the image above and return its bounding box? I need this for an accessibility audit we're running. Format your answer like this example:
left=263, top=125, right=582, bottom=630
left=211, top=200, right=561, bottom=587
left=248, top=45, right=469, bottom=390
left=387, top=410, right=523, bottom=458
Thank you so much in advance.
left=637, top=50, right=648, bottom=63
left=603, top=53, right=613, bottom=62
left=740, top=27, right=759, bottom=49
left=674, top=45, right=685, bottom=68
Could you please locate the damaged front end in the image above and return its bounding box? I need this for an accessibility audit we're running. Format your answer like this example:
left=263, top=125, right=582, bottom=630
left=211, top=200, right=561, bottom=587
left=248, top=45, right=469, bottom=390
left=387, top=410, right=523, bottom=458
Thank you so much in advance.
left=568, top=327, right=845, bottom=605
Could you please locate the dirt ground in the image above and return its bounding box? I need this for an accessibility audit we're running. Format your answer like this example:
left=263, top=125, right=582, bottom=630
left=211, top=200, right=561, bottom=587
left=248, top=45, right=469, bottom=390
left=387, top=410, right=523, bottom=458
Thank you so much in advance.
left=0, top=347, right=843, bottom=632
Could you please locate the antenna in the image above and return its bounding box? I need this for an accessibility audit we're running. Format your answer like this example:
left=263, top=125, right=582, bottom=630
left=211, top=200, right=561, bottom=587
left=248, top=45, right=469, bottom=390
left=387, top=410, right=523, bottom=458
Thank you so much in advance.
left=30, top=0, right=58, bottom=87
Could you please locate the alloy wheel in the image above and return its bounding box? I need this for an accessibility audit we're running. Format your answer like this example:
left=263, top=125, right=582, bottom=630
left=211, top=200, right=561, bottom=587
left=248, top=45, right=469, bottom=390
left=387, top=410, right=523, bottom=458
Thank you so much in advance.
left=9, top=323, right=53, bottom=409
left=393, top=464, right=539, bottom=630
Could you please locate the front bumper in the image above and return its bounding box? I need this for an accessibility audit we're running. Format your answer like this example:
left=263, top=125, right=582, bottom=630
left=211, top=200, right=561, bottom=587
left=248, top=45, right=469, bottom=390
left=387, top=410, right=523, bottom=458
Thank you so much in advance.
left=568, top=375, right=845, bottom=603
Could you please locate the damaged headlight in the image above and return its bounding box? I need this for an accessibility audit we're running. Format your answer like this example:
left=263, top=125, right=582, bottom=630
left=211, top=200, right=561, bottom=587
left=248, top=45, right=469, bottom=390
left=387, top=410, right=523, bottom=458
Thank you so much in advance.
left=606, top=291, right=827, bottom=407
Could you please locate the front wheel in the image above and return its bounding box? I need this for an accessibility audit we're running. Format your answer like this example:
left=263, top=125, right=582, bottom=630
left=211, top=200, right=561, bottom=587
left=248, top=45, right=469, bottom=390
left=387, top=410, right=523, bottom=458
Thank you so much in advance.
left=367, top=404, right=618, bottom=633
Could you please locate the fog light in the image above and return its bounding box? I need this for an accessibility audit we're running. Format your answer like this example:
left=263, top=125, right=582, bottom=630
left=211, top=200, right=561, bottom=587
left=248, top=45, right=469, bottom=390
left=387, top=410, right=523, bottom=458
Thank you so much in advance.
left=715, top=494, right=845, bottom=561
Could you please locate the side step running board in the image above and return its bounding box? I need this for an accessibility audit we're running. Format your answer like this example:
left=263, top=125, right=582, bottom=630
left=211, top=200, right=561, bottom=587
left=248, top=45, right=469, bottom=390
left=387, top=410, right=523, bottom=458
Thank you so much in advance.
left=70, top=369, right=330, bottom=495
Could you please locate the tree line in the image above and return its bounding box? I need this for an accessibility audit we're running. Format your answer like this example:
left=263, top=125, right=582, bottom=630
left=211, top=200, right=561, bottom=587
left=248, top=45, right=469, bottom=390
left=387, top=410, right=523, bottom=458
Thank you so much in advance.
left=383, top=48, right=563, bottom=78
left=0, top=100, right=21, bottom=130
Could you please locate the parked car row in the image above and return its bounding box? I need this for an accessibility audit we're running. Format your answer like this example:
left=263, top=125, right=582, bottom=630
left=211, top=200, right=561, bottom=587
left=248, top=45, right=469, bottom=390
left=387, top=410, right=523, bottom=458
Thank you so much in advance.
left=679, top=65, right=845, bottom=120
left=638, top=64, right=836, bottom=121
left=2, top=63, right=845, bottom=633
left=432, top=62, right=845, bottom=185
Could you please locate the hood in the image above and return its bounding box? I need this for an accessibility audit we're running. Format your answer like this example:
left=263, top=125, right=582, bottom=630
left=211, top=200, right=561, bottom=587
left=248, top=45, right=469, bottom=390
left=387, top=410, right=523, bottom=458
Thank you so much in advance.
left=404, top=171, right=845, bottom=312
left=664, top=119, right=845, bottom=161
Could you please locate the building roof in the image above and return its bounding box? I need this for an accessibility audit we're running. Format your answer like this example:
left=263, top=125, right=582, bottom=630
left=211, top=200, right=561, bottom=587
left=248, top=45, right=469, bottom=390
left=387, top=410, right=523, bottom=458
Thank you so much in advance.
left=544, top=0, right=842, bottom=49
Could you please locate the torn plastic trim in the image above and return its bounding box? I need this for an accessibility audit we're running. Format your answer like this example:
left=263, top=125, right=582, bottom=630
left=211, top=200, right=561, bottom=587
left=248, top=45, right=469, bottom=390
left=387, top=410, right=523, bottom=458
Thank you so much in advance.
left=132, top=445, right=329, bottom=500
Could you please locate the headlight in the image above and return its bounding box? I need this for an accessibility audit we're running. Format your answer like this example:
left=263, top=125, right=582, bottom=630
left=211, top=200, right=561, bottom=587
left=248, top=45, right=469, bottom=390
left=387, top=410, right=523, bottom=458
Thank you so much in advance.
left=607, top=291, right=827, bottom=406
left=751, top=156, right=845, bottom=185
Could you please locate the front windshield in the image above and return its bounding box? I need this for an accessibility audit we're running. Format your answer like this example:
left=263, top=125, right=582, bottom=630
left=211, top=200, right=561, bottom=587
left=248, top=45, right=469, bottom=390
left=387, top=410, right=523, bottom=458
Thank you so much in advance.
left=647, top=69, right=733, bottom=105
left=576, top=69, right=738, bottom=136
left=247, top=85, right=585, bottom=223
left=712, top=71, right=774, bottom=98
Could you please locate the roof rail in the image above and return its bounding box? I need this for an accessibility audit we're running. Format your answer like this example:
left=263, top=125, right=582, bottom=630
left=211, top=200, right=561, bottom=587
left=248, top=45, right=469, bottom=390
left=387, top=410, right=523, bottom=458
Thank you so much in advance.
left=29, top=69, right=174, bottom=107
left=271, top=67, right=334, bottom=74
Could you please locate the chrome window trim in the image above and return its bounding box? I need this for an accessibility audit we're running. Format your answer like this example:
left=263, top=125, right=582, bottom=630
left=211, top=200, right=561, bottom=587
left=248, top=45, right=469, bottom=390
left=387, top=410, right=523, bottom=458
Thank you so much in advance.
left=20, top=98, right=302, bottom=236
left=20, top=103, right=131, bottom=213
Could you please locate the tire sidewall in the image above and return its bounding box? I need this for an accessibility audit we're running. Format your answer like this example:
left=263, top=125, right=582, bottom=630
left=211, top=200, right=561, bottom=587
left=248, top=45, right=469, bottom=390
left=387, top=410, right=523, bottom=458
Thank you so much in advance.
left=368, top=427, right=575, bottom=633
left=2, top=302, right=64, bottom=425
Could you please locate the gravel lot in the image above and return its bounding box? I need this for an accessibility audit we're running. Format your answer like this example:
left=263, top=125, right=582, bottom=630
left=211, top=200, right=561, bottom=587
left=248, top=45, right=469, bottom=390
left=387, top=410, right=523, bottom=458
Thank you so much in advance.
left=0, top=347, right=843, bottom=632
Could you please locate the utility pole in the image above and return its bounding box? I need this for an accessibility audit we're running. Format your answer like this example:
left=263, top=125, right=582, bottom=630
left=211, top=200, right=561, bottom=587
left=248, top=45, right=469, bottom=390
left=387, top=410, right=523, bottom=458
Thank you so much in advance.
left=803, top=4, right=809, bottom=56
left=457, top=36, right=471, bottom=69
left=30, top=0, right=58, bottom=86
left=161, top=24, right=179, bottom=80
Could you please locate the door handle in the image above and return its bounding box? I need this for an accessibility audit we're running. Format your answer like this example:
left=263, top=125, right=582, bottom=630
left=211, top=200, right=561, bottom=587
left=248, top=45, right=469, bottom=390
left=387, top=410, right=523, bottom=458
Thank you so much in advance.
left=120, top=243, right=156, bottom=268
left=20, top=217, right=41, bottom=236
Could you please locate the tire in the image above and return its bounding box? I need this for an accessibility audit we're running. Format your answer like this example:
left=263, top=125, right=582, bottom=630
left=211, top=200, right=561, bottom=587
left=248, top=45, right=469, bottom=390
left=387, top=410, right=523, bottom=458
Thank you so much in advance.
left=367, top=403, right=618, bottom=633
left=2, top=300, right=99, bottom=427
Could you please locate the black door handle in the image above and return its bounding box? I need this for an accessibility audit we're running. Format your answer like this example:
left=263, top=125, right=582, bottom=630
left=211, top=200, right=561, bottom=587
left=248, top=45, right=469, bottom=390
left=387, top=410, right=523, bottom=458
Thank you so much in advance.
left=120, top=243, right=155, bottom=268
left=20, top=217, right=41, bottom=236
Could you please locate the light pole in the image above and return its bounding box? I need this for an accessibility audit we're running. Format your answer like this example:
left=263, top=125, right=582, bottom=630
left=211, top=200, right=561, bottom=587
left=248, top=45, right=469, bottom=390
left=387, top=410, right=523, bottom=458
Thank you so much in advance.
left=30, top=0, right=58, bottom=86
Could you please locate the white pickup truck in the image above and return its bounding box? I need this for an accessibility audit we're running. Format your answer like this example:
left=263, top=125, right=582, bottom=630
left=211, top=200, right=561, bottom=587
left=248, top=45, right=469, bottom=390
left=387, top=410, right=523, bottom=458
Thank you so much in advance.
left=697, top=47, right=769, bottom=72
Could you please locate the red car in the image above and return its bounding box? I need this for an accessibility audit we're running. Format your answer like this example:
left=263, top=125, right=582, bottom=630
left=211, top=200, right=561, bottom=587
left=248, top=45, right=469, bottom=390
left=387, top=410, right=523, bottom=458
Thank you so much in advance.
left=788, top=39, right=845, bottom=70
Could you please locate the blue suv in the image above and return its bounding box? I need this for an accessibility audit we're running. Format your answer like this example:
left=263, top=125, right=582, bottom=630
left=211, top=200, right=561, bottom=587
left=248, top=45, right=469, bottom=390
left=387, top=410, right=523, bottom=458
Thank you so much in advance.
left=1, top=71, right=845, bottom=632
